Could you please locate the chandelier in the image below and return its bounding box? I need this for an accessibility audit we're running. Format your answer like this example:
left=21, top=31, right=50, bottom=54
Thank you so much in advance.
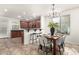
left=48, top=4, right=60, bottom=18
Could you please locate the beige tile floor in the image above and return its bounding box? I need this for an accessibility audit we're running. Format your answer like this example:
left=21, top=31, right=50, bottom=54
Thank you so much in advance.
left=0, top=37, right=79, bottom=55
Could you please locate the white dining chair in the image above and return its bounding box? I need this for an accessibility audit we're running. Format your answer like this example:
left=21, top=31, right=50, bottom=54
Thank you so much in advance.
left=56, top=35, right=66, bottom=54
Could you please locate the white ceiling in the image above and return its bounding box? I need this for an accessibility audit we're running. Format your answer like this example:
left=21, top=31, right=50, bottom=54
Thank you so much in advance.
left=0, top=4, right=79, bottom=19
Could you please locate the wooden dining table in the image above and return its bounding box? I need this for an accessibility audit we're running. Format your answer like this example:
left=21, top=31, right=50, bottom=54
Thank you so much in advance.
left=45, top=35, right=60, bottom=55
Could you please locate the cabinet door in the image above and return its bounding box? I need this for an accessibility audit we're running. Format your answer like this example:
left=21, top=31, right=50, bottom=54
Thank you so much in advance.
left=20, top=21, right=29, bottom=28
left=36, top=20, right=40, bottom=28
left=29, top=21, right=33, bottom=28
left=11, top=31, right=17, bottom=38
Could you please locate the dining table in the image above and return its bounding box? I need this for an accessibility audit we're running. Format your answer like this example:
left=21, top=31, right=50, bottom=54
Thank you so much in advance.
left=45, top=35, right=60, bottom=55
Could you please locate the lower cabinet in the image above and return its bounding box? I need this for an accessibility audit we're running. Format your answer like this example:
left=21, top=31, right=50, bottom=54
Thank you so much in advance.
left=11, top=30, right=24, bottom=44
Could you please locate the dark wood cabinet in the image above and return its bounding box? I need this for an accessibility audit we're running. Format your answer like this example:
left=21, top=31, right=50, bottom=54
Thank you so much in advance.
left=29, top=21, right=33, bottom=28
left=20, top=18, right=40, bottom=29
left=35, top=20, right=40, bottom=28
left=20, top=21, right=29, bottom=28
left=11, top=30, right=24, bottom=44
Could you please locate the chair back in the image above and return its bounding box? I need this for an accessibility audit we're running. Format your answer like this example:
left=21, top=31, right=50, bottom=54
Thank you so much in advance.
left=56, top=35, right=66, bottom=46
left=39, top=35, right=51, bottom=47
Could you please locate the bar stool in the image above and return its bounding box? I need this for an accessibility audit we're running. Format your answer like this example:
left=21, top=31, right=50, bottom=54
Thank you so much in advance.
left=29, top=33, right=37, bottom=44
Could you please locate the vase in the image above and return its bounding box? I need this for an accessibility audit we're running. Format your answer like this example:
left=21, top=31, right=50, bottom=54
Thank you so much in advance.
left=50, top=27, right=55, bottom=36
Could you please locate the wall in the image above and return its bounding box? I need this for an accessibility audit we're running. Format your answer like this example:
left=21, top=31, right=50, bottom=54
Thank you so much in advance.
left=0, top=17, right=20, bottom=38
left=41, top=16, right=51, bottom=34
left=60, top=8, right=79, bottom=44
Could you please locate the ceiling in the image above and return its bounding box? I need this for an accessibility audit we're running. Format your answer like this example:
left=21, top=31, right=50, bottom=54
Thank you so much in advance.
left=0, top=4, right=79, bottom=19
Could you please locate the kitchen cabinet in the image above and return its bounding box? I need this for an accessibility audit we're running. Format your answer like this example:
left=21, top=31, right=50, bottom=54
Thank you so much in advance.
left=11, top=30, right=24, bottom=44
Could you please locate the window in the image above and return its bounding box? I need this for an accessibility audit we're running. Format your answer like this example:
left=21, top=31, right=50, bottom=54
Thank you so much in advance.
left=53, top=17, right=61, bottom=33
left=52, top=15, right=70, bottom=34
left=0, top=19, right=8, bottom=36
left=60, top=15, right=70, bottom=34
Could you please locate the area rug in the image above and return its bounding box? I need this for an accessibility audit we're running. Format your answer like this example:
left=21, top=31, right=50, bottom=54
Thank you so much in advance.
left=63, top=47, right=79, bottom=55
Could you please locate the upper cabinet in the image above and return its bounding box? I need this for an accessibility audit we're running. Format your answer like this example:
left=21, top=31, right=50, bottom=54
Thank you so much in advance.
left=35, top=20, right=40, bottom=28
left=20, top=21, right=30, bottom=28
left=20, top=17, right=41, bottom=29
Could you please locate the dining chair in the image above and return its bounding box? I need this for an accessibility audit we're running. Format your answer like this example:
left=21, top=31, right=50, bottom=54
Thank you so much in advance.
left=38, top=35, right=52, bottom=54
left=56, top=35, right=66, bottom=54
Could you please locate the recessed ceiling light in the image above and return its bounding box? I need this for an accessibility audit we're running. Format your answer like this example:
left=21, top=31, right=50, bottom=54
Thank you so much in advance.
left=4, top=9, right=8, bottom=12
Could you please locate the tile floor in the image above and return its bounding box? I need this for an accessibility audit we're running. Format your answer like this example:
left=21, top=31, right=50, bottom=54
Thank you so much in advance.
left=0, top=37, right=79, bottom=55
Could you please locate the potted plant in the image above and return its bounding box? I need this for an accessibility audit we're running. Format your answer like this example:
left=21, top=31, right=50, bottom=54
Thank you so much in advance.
left=48, top=21, right=59, bottom=36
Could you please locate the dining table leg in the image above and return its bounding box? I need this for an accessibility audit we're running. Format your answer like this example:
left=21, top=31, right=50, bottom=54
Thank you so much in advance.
left=53, top=40, right=57, bottom=55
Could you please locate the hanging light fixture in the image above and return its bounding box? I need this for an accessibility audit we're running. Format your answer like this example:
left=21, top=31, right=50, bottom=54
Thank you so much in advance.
left=52, top=4, right=55, bottom=18
left=48, top=4, right=60, bottom=18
